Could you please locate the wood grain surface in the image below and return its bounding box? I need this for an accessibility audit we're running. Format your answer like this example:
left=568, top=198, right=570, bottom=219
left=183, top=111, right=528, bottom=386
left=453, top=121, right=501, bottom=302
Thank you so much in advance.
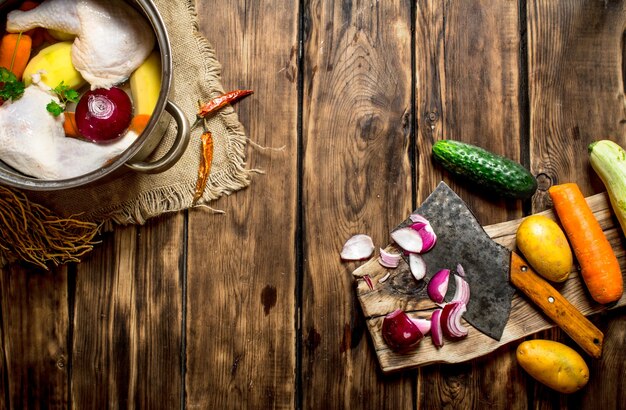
left=1, top=0, right=626, bottom=409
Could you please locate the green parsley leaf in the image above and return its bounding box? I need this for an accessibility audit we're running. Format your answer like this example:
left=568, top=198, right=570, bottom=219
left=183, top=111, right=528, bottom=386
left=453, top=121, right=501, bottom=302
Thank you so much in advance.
left=48, top=81, right=81, bottom=116
left=64, top=88, right=79, bottom=103
left=0, top=67, right=25, bottom=102
left=46, top=101, right=64, bottom=117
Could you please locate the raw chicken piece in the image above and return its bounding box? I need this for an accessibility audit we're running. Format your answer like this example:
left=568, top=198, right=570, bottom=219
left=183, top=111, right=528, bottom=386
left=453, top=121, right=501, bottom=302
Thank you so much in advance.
left=7, top=0, right=155, bottom=89
left=0, top=84, right=136, bottom=180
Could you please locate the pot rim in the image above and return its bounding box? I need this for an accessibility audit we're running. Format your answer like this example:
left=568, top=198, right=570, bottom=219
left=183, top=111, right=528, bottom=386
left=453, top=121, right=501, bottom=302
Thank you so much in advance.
left=0, top=0, right=173, bottom=191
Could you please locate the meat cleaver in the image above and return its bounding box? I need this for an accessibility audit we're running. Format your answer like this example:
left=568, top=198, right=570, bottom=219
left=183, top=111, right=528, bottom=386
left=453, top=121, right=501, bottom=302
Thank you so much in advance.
left=402, top=181, right=603, bottom=358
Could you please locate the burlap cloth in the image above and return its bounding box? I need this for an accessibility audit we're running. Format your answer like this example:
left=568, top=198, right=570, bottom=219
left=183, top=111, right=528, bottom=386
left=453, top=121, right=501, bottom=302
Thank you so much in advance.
left=26, top=0, right=252, bottom=226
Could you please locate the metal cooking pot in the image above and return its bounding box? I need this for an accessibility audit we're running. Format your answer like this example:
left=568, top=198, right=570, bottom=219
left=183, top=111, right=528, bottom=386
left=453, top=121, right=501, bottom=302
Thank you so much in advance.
left=0, top=0, right=190, bottom=191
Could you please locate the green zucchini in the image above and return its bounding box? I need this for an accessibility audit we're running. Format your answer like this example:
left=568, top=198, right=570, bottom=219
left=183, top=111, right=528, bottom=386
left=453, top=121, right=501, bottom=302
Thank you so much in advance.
left=432, top=140, right=537, bottom=199
left=588, top=140, right=626, bottom=237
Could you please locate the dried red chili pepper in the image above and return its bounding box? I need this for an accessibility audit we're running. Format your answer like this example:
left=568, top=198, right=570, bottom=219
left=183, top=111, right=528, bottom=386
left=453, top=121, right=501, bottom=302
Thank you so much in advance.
left=192, top=131, right=214, bottom=205
left=197, top=89, right=253, bottom=118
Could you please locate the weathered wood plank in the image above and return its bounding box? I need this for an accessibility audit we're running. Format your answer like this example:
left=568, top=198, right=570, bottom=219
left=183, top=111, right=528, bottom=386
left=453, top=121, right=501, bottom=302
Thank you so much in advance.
left=301, top=0, right=414, bottom=407
left=415, top=0, right=527, bottom=407
left=527, top=0, right=626, bottom=406
left=185, top=1, right=298, bottom=408
left=0, top=265, right=69, bottom=408
left=71, top=218, right=184, bottom=408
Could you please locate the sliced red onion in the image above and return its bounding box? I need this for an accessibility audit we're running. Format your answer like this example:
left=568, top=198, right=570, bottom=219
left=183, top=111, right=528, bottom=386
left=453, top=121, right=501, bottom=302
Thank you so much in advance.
left=456, top=263, right=466, bottom=277
left=441, top=301, right=468, bottom=339
left=409, top=213, right=430, bottom=225
left=410, top=317, right=431, bottom=335
left=363, top=275, right=374, bottom=290
left=451, top=274, right=470, bottom=305
left=379, top=248, right=402, bottom=268
left=408, top=253, right=426, bottom=280
left=430, top=309, right=443, bottom=347
left=390, top=227, right=423, bottom=253
left=340, top=234, right=375, bottom=260
left=410, top=221, right=428, bottom=231
left=417, top=224, right=437, bottom=253
left=427, top=269, right=450, bottom=304
left=382, top=309, right=424, bottom=353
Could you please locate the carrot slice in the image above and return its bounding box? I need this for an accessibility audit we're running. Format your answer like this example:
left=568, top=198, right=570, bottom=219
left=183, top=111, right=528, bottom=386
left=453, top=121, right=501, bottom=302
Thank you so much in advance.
left=129, top=114, right=151, bottom=135
left=63, top=112, right=80, bottom=138
left=0, top=33, right=32, bottom=79
left=548, top=183, right=623, bottom=304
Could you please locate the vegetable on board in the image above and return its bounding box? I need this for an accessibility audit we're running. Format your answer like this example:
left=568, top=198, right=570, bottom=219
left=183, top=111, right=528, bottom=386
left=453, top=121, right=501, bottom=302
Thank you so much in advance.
left=588, top=139, right=626, bottom=238
left=0, top=33, right=32, bottom=80
left=548, top=183, right=623, bottom=304
left=432, top=139, right=537, bottom=199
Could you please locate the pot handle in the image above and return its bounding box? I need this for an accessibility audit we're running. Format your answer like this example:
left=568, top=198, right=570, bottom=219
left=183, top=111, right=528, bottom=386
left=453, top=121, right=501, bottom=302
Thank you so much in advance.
left=125, top=100, right=191, bottom=174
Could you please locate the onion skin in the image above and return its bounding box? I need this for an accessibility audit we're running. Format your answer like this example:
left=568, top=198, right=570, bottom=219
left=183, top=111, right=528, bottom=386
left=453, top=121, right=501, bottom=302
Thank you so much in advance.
left=382, top=309, right=424, bottom=353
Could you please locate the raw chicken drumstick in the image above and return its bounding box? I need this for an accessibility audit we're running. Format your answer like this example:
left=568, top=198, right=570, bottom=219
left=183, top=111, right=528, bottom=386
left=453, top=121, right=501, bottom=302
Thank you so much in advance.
left=7, top=0, right=155, bottom=89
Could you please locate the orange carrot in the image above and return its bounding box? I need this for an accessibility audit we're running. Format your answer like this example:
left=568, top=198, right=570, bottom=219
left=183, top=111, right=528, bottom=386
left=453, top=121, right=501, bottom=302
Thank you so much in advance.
left=129, top=114, right=151, bottom=135
left=19, top=1, right=40, bottom=11
left=63, top=112, right=80, bottom=138
left=548, top=183, right=623, bottom=304
left=0, top=33, right=32, bottom=79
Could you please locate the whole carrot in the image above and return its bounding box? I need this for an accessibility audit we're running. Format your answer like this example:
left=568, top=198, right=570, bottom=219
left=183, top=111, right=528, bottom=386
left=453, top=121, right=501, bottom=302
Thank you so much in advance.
left=0, top=33, right=32, bottom=79
left=549, top=183, right=623, bottom=304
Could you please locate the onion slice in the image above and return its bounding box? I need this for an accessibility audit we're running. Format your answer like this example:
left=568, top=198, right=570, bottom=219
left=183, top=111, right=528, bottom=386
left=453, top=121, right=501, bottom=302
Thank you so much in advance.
left=427, top=269, right=450, bottom=304
left=379, top=248, right=402, bottom=268
left=451, top=274, right=470, bottom=306
left=390, top=227, right=423, bottom=253
left=441, top=302, right=468, bottom=339
left=408, top=253, right=426, bottom=280
left=340, top=234, right=375, bottom=260
left=456, top=263, right=466, bottom=277
left=410, top=317, right=431, bottom=335
left=430, top=309, right=443, bottom=347
left=417, top=224, right=437, bottom=253
left=382, top=309, right=424, bottom=353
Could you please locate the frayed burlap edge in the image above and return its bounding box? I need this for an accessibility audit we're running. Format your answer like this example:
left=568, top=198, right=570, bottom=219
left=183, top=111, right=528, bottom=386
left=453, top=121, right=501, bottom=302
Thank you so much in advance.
left=82, top=0, right=253, bottom=227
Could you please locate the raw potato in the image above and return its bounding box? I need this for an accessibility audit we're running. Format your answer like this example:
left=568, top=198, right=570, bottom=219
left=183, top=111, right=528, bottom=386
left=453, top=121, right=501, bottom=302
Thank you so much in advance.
left=130, top=50, right=161, bottom=115
left=22, top=41, right=85, bottom=89
left=517, top=340, right=589, bottom=393
left=516, top=215, right=573, bottom=282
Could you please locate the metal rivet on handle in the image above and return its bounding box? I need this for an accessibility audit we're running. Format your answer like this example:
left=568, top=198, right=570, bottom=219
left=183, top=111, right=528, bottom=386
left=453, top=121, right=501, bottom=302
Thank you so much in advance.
left=521, top=265, right=528, bottom=272
left=548, top=296, right=555, bottom=303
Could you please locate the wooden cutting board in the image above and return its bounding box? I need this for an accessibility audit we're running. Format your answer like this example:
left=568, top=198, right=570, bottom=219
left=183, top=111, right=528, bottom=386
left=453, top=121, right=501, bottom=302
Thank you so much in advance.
left=352, top=192, right=626, bottom=373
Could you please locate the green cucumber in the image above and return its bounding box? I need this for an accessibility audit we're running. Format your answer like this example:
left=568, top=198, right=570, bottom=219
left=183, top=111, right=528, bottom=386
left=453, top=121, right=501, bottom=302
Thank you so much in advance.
left=588, top=140, right=626, bottom=237
left=432, top=140, right=537, bottom=199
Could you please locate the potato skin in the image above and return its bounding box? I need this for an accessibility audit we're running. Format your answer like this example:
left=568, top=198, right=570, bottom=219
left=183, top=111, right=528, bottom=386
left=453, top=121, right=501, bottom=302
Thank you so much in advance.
left=516, top=215, right=573, bottom=282
left=516, top=340, right=589, bottom=393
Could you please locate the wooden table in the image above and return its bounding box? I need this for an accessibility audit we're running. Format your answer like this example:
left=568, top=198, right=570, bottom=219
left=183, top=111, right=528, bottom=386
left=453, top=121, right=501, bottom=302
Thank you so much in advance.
left=2, top=0, right=626, bottom=408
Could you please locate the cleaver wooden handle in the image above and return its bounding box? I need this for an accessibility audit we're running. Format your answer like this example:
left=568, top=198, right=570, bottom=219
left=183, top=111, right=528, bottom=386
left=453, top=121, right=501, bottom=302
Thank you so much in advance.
left=510, top=252, right=603, bottom=359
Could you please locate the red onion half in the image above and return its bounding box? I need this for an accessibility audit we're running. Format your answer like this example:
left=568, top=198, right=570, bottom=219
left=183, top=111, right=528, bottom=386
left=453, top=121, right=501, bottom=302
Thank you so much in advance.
left=75, top=87, right=133, bottom=143
left=382, top=309, right=424, bottom=353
